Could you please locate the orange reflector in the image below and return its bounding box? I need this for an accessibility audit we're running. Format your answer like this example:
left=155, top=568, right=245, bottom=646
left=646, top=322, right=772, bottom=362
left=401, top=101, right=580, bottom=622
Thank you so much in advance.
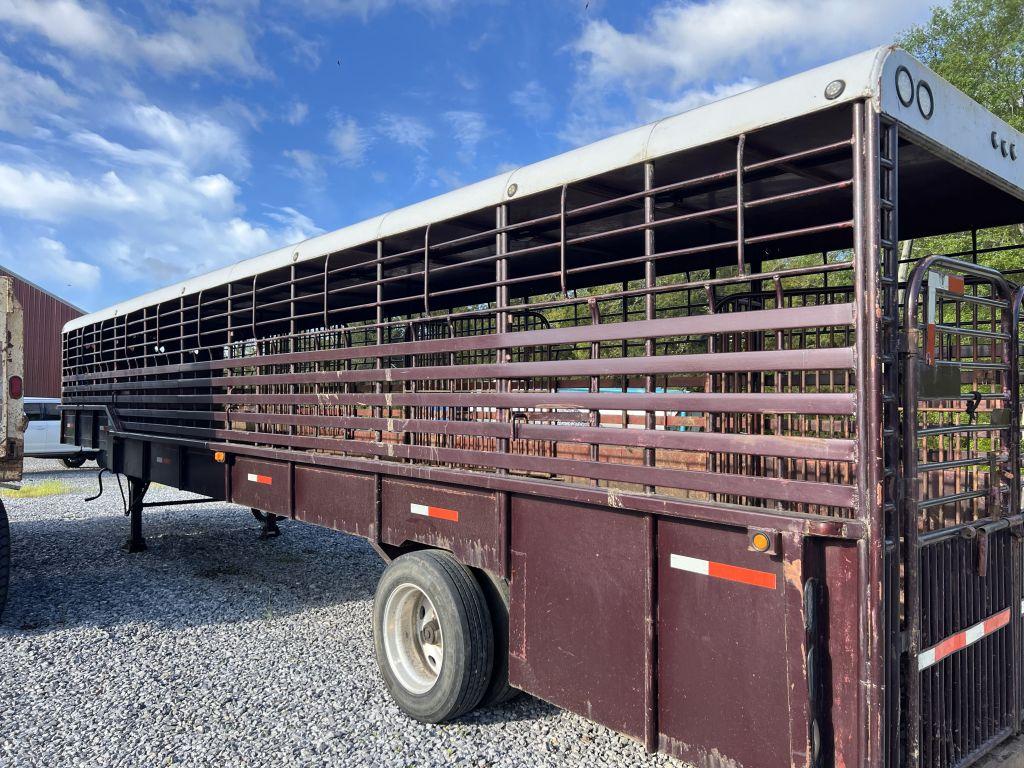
left=213, top=451, right=226, bottom=463
left=751, top=532, right=771, bottom=552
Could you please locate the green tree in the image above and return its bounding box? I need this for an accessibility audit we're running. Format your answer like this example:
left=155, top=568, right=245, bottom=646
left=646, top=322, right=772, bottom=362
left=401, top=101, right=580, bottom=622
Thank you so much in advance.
left=900, top=0, right=1024, bottom=132
left=899, top=0, right=1024, bottom=272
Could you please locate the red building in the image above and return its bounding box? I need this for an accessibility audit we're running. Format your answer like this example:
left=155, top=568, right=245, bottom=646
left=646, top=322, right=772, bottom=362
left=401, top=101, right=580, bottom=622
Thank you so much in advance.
left=0, top=266, right=83, bottom=398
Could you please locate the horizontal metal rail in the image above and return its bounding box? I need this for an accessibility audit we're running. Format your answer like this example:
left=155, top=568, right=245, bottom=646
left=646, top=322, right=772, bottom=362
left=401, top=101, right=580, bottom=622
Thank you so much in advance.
left=116, top=411, right=854, bottom=460
left=123, top=419, right=857, bottom=507
left=64, top=347, right=856, bottom=393
left=63, top=304, right=856, bottom=383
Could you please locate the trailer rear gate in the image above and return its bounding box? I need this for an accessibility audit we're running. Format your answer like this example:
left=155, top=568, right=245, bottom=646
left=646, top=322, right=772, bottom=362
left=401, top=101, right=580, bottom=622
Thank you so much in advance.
left=59, top=47, right=1024, bottom=768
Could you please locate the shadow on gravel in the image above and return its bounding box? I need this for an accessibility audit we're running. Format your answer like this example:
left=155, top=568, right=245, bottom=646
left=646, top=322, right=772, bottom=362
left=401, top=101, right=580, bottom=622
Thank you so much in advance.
left=2, top=500, right=384, bottom=634
left=467, top=696, right=562, bottom=725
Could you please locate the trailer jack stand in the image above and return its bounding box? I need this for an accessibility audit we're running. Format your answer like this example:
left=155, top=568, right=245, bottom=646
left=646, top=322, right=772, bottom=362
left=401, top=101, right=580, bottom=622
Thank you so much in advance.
left=123, top=478, right=149, bottom=554
left=251, top=509, right=281, bottom=539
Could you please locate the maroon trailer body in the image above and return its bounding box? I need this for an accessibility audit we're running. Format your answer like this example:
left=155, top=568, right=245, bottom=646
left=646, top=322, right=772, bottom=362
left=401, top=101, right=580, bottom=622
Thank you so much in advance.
left=60, top=47, right=1024, bottom=768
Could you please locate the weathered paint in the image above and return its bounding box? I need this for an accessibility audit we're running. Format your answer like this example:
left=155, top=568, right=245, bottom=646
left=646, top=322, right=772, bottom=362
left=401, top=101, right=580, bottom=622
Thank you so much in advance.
left=509, top=496, right=653, bottom=744
left=294, top=465, right=376, bottom=539
left=657, top=518, right=793, bottom=768
left=0, top=276, right=24, bottom=482
left=230, top=457, right=292, bottom=517
left=381, top=478, right=502, bottom=574
left=0, top=266, right=80, bottom=398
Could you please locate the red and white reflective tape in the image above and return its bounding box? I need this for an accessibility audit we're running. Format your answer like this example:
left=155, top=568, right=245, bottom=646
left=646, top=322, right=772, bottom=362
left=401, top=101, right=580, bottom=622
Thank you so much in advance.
left=155, top=456, right=170, bottom=465
left=917, top=607, right=1012, bottom=671
left=924, top=271, right=965, bottom=365
left=670, top=553, right=777, bottom=590
left=246, top=473, right=272, bottom=485
left=410, top=503, right=459, bottom=523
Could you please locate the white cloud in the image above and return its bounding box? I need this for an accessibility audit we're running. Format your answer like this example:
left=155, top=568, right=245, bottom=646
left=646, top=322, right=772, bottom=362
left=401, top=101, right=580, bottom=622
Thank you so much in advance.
left=137, top=9, right=264, bottom=77
left=0, top=154, right=321, bottom=289
left=329, top=116, right=370, bottom=166
left=0, top=52, right=78, bottom=137
left=263, top=205, right=324, bottom=242
left=443, top=110, right=486, bottom=163
left=124, top=104, right=249, bottom=174
left=0, top=165, right=138, bottom=220
left=433, top=167, right=463, bottom=190
left=271, top=23, right=323, bottom=71
left=292, top=0, right=461, bottom=20
left=510, top=81, right=552, bottom=123
left=0, top=0, right=264, bottom=77
left=572, top=0, right=933, bottom=89
left=286, top=101, right=310, bottom=126
left=70, top=131, right=176, bottom=169
left=33, top=237, right=100, bottom=290
left=454, top=71, right=479, bottom=91
left=378, top=113, right=434, bottom=150
left=0, top=0, right=122, bottom=52
left=282, top=148, right=324, bottom=184
left=565, top=0, right=936, bottom=145
left=640, top=79, right=760, bottom=123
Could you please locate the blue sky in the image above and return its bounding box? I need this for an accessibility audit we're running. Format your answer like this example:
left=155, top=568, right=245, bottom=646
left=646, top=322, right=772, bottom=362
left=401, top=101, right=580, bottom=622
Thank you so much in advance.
left=0, top=0, right=945, bottom=312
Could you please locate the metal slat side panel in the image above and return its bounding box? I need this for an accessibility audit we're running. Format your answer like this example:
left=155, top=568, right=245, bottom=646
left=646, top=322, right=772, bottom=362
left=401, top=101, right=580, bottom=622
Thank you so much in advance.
left=61, top=110, right=866, bottom=519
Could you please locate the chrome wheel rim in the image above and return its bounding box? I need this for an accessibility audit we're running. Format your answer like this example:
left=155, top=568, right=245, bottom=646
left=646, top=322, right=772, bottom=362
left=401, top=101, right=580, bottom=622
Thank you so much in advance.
left=382, top=583, right=443, bottom=695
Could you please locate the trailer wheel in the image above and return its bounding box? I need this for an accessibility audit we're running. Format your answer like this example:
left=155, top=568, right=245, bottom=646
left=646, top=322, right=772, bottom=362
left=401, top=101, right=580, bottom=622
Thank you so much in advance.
left=0, top=499, right=9, bottom=617
left=61, top=455, right=86, bottom=469
left=475, top=570, right=519, bottom=707
left=373, top=550, right=493, bottom=723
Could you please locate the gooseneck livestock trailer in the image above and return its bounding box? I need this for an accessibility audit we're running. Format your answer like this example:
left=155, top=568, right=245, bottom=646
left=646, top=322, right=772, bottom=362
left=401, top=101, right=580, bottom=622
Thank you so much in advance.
left=60, top=47, right=1024, bottom=767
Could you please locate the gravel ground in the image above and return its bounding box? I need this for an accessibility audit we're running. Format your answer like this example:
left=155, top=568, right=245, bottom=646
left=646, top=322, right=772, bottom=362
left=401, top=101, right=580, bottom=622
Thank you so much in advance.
left=0, top=459, right=684, bottom=768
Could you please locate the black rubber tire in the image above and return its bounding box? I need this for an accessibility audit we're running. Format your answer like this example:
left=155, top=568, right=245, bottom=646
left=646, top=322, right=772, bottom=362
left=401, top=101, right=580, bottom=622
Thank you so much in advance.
left=373, top=550, right=493, bottom=723
left=61, top=455, right=87, bottom=469
left=0, top=499, right=9, bottom=618
left=475, top=569, right=520, bottom=707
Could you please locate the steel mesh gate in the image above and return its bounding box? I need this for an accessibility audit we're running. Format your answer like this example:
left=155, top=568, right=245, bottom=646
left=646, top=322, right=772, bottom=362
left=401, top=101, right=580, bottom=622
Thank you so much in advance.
left=903, top=256, right=1023, bottom=768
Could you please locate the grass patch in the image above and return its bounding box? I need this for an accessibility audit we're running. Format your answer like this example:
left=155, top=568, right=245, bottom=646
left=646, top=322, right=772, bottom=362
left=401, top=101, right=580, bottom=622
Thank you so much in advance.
left=1, top=480, right=72, bottom=498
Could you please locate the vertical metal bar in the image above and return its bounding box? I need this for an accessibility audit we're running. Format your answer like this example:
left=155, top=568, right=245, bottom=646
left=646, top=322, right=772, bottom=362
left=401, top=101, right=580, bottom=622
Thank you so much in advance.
left=323, top=253, right=332, bottom=330
left=560, top=184, right=569, bottom=295
left=853, top=100, right=887, bottom=768
left=496, top=204, right=509, bottom=471
left=226, top=282, right=233, bottom=359
left=250, top=275, right=258, bottom=344
left=878, top=118, right=904, bottom=768
left=704, top=283, right=718, bottom=479
left=290, top=264, right=296, bottom=440
left=374, top=241, right=383, bottom=444
left=423, top=224, right=432, bottom=314
left=194, top=290, right=204, bottom=354
left=589, top=296, right=600, bottom=479
left=643, top=162, right=656, bottom=493
left=318, top=254, right=332, bottom=441
left=1010, top=286, right=1024, bottom=734
left=736, top=133, right=747, bottom=276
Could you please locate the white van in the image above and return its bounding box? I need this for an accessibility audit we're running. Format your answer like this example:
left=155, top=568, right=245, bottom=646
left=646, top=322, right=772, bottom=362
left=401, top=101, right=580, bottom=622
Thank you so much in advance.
left=23, top=397, right=97, bottom=468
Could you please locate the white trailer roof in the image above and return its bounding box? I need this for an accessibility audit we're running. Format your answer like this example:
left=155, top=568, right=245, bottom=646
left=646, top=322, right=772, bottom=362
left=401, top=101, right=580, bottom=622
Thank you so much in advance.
left=66, top=45, right=1024, bottom=333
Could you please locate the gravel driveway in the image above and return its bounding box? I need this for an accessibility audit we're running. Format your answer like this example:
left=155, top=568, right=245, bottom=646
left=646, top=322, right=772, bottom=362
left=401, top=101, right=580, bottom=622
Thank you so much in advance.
left=0, top=459, right=683, bottom=768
